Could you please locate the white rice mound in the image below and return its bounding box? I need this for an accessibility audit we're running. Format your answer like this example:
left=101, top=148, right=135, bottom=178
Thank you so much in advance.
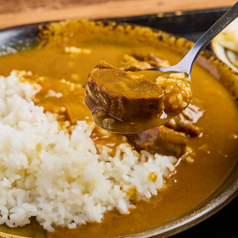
left=0, top=71, right=177, bottom=232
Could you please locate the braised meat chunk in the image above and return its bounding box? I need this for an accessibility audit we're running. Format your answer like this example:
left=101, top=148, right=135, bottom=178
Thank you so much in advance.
left=85, top=61, right=164, bottom=118
left=85, top=61, right=166, bottom=133
left=165, top=103, right=204, bottom=136
left=126, top=103, right=203, bottom=158
left=120, top=53, right=170, bottom=71
left=126, top=125, right=187, bottom=158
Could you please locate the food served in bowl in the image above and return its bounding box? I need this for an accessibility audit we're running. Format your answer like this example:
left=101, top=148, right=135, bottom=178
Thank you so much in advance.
left=212, top=17, right=238, bottom=72
left=0, top=20, right=237, bottom=238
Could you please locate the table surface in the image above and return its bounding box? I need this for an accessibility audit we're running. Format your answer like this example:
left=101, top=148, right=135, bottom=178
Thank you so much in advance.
left=0, top=0, right=238, bottom=238
left=0, top=0, right=237, bottom=30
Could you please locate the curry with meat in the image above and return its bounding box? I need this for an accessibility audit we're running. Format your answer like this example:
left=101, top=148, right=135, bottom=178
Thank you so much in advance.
left=0, top=20, right=237, bottom=238
left=85, top=61, right=192, bottom=133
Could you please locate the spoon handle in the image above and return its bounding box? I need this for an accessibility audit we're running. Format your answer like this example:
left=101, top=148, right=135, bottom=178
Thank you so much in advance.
left=178, top=1, right=238, bottom=75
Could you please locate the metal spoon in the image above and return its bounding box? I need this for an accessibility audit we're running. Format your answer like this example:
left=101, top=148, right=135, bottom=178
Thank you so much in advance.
left=148, top=1, right=238, bottom=77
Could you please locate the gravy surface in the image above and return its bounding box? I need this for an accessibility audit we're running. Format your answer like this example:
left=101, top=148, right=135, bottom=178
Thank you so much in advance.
left=0, top=21, right=237, bottom=238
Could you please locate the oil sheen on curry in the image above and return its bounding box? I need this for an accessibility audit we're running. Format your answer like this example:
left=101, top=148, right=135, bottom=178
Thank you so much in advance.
left=0, top=20, right=237, bottom=238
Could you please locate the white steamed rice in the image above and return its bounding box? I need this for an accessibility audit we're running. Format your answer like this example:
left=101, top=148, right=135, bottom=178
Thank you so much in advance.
left=0, top=71, right=177, bottom=231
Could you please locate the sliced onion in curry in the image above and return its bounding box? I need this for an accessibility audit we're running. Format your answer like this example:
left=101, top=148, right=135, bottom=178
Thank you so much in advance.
left=84, top=61, right=192, bottom=133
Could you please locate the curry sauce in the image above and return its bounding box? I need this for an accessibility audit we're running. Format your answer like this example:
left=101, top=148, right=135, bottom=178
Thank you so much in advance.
left=0, top=20, right=237, bottom=238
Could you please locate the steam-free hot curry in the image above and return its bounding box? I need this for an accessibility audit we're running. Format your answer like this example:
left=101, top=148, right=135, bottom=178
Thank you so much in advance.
left=0, top=20, right=237, bottom=238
